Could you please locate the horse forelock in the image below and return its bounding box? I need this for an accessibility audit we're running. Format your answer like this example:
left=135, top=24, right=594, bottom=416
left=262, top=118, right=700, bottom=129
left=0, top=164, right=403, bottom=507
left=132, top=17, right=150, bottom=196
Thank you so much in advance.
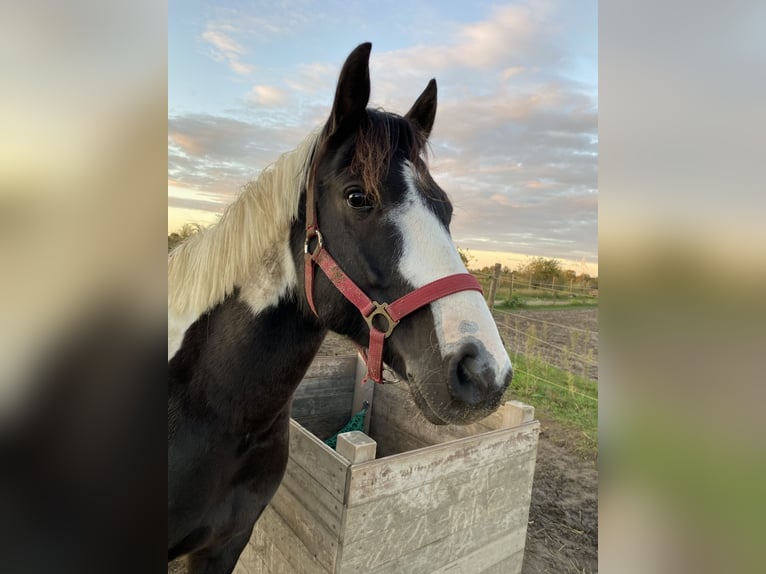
left=167, top=131, right=320, bottom=318
left=312, top=109, right=430, bottom=206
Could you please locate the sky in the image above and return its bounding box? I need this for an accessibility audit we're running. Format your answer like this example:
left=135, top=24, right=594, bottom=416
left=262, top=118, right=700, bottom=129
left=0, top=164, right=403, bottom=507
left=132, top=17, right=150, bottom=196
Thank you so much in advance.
left=168, top=0, right=598, bottom=275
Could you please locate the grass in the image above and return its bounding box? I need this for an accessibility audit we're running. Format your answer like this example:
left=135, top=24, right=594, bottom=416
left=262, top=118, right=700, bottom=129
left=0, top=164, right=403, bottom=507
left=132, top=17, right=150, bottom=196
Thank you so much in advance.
left=504, top=350, right=598, bottom=453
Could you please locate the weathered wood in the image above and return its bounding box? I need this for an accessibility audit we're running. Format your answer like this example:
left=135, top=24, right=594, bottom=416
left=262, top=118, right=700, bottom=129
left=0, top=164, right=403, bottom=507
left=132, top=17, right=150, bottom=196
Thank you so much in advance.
left=347, top=422, right=539, bottom=506
left=288, top=419, right=349, bottom=502
left=339, top=490, right=530, bottom=571
left=291, top=379, right=354, bottom=436
left=267, top=479, right=339, bottom=572
left=303, top=354, right=357, bottom=380
left=369, top=385, right=527, bottom=451
left=442, top=504, right=529, bottom=563
left=279, top=455, right=344, bottom=537
left=354, top=526, right=526, bottom=574
left=369, top=400, right=431, bottom=457
left=232, top=536, right=263, bottom=574
left=336, top=431, right=377, bottom=464
left=251, top=506, right=328, bottom=574
left=342, top=451, right=536, bottom=544
left=503, top=399, right=535, bottom=428
left=431, top=534, right=526, bottom=574
left=235, top=355, right=539, bottom=574
left=476, top=549, right=525, bottom=574
left=287, top=414, right=348, bottom=440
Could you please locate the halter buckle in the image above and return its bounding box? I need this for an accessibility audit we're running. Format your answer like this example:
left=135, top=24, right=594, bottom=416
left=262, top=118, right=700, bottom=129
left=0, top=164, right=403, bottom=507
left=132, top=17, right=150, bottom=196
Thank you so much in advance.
left=304, top=229, right=324, bottom=257
left=365, top=302, right=399, bottom=338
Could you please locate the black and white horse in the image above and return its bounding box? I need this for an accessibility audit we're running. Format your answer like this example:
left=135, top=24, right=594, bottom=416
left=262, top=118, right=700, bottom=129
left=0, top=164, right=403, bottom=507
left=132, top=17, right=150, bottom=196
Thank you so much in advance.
left=168, top=43, right=512, bottom=573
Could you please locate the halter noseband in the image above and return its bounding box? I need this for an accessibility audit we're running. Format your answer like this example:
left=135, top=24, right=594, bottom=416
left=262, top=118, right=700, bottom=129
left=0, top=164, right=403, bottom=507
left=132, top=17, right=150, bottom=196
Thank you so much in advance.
left=303, top=173, right=483, bottom=384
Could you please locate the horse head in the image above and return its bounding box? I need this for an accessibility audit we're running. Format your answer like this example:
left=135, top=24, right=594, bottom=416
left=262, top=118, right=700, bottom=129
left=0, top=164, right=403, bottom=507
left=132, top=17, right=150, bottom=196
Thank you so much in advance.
left=292, top=43, right=512, bottom=425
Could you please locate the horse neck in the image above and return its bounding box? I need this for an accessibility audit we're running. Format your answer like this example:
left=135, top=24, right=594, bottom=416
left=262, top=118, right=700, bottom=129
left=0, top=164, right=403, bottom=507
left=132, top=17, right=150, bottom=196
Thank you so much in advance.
left=171, top=291, right=326, bottom=433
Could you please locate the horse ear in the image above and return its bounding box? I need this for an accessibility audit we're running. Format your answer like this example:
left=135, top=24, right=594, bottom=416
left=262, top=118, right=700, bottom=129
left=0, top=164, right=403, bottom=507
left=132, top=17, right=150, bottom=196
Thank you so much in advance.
left=405, top=79, right=437, bottom=139
left=327, top=42, right=372, bottom=137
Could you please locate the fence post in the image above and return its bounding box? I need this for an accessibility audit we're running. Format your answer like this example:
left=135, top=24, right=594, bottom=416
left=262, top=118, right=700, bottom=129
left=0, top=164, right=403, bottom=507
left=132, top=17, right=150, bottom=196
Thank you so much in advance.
left=509, top=273, right=514, bottom=298
left=487, top=263, right=501, bottom=309
left=569, top=278, right=573, bottom=294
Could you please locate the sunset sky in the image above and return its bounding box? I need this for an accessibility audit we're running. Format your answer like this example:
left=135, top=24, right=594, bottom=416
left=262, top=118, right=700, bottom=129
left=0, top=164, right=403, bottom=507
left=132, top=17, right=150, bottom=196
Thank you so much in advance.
left=169, top=0, right=598, bottom=275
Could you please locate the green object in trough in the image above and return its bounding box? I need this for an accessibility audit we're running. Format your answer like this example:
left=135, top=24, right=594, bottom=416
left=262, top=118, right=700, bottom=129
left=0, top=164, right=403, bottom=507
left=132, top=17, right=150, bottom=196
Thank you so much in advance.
left=324, top=406, right=368, bottom=450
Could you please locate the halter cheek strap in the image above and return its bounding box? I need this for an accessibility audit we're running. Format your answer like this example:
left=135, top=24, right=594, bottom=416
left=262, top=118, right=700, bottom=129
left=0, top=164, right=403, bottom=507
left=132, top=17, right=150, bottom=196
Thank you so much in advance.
left=304, top=180, right=483, bottom=383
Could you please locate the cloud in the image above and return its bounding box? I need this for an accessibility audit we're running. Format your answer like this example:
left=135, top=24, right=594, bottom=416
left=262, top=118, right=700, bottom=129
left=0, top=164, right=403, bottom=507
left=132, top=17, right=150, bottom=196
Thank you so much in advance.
left=167, top=112, right=313, bottom=197
left=285, top=62, right=338, bottom=96
left=248, top=85, right=288, bottom=107
left=171, top=1, right=597, bottom=263
left=201, top=23, right=253, bottom=75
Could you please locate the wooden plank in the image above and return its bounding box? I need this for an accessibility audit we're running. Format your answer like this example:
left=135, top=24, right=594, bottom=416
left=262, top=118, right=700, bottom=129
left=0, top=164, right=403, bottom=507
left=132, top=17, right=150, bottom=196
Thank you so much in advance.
left=339, top=488, right=530, bottom=572
left=431, top=531, right=527, bottom=574
left=251, top=506, right=329, bottom=574
left=293, top=374, right=355, bottom=398
left=347, top=422, right=539, bottom=506
left=346, top=527, right=526, bottom=574
left=476, top=549, right=525, bottom=574
left=292, top=394, right=354, bottom=419
left=336, top=431, right=377, bottom=464
left=303, top=354, right=357, bottom=379
left=460, top=400, right=534, bottom=433
left=288, top=419, right=350, bottom=502
left=293, top=379, right=354, bottom=404
left=342, top=452, right=535, bottom=544
left=443, top=504, right=529, bottom=563
left=486, top=443, right=538, bottom=492
left=369, top=384, right=506, bottom=447
left=504, top=400, right=536, bottom=428
left=289, top=414, right=348, bottom=440
left=368, top=403, right=430, bottom=457
left=279, top=455, right=344, bottom=537
left=233, top=536, right=265, bottom=574
left=371, top=384, right=538, bottom=440
left=292, top=379, right=355, bottom=434
left=268, top=479, right=340, bottom=572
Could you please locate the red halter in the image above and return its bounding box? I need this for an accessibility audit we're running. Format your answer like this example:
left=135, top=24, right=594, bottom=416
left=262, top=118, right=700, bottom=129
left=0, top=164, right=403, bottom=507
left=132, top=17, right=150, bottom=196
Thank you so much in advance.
left=303, top=179, right=483, bottom=384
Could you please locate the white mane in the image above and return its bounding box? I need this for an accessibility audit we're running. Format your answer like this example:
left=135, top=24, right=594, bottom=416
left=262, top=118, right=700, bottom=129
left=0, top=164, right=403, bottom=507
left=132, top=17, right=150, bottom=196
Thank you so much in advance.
left=168, top=132, right=318, bottom=318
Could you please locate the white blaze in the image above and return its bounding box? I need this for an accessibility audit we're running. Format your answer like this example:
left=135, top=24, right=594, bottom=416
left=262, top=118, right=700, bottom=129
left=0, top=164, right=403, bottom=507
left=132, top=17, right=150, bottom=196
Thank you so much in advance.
left=389, top=162, right=511, bottom=382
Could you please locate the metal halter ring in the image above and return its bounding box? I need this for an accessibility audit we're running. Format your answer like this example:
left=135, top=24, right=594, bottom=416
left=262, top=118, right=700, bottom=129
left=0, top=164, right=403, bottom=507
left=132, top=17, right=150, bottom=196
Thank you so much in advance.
left=364, top=302, right=399, bottom=338
left=304, top=229, right=324, bottom=256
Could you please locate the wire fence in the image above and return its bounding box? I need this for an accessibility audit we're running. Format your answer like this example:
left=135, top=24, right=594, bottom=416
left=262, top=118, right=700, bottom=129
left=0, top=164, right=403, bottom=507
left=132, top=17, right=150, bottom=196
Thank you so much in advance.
left=496, top=323, right=598, bottom=367
left=512, top=367, right=598, bottom=403
left=472, top=270, right=599, bottom=300
left=493, top=308, right=598, bottom=337
left=490, top=305, right=599, bottom=405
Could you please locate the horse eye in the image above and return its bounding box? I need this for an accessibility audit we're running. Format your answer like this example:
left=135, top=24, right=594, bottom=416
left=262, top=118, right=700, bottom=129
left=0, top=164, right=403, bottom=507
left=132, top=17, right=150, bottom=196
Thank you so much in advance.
left=345, top=189, right=371, bottom=210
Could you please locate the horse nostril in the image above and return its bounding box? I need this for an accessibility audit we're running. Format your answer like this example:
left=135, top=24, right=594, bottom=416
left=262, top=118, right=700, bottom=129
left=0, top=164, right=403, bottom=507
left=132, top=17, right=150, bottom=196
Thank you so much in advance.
left=449, top=348, right=492, bottom=406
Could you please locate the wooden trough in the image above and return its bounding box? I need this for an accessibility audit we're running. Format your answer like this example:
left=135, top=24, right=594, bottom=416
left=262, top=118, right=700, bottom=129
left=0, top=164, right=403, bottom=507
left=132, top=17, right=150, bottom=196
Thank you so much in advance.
left=234, top=355, right=539, bottom=574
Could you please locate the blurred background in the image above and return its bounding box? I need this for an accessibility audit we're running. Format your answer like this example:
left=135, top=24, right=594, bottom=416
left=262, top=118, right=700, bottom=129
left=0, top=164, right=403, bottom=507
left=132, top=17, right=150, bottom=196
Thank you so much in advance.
left=0, top=1, right=167, bottom=572
left=600, top=1, right=765, bottom=572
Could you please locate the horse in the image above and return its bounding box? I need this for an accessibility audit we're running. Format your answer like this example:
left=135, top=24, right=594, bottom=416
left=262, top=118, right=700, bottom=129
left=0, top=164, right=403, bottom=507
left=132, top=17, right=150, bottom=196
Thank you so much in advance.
left=168, top=42, right=513, bottom=574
